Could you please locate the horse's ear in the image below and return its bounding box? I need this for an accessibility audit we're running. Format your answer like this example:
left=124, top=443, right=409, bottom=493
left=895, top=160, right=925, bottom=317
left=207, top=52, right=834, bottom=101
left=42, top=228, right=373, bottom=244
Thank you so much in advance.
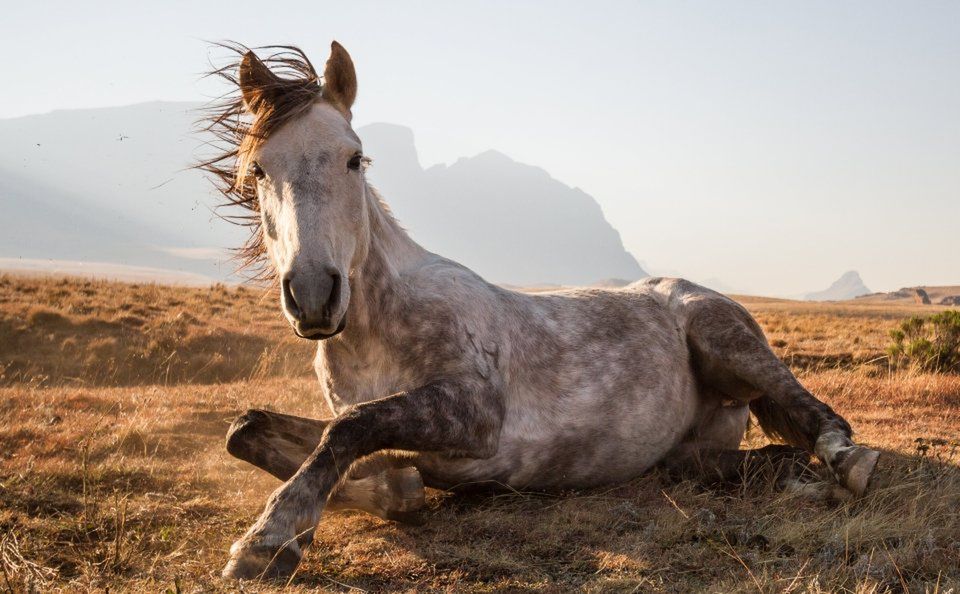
left=239, top=51, right=280, bottom=115
left=321, top=41, right=357, bottom=119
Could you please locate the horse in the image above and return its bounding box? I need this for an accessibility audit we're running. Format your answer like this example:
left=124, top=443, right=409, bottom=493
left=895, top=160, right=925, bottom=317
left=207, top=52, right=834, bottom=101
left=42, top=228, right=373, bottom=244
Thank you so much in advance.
left=198, top=41, right=880, bottom=581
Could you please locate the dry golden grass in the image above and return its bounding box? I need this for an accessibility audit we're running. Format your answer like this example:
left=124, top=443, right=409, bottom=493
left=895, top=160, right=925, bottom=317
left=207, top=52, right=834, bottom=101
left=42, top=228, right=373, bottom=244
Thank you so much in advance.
left=739, top=297, right=955, bottom=371
left=0, top=275, right=314, bottom=387
left=0, top=275, right=957, bottom=593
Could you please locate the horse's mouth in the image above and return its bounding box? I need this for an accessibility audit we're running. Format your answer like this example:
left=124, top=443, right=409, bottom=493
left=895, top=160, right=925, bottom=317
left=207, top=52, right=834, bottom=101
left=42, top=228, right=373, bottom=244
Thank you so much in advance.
left=294, top=316, right=347, bottom=341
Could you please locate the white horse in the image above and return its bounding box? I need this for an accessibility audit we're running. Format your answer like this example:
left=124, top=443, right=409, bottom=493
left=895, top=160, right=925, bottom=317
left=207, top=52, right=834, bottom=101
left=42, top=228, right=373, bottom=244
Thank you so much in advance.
left=198, top=42, right=880, bottom=581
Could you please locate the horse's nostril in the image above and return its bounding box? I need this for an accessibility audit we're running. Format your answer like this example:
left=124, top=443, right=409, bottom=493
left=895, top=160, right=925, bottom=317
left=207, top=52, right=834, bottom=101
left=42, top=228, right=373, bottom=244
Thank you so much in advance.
left=326, top=271, right=342, bottom=313
left=282, top=276, right=303, bottom=321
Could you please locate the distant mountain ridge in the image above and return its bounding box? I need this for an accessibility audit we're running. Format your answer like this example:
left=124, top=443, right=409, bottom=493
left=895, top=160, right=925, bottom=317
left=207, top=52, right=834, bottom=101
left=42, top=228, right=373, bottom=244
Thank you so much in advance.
left=0, top=102, right=645, bottom=286
left=0, top=102, right=240, bottom=281
left=855, top=285, right=960, bottom=305
left=804, top=271, right=871, bottom=301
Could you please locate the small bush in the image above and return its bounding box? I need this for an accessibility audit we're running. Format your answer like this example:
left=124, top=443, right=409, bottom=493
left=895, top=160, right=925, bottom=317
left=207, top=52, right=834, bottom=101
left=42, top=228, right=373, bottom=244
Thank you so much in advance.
left=887, top=310, right=960, bottom=372
left=25, top=307, right=68, bottom=327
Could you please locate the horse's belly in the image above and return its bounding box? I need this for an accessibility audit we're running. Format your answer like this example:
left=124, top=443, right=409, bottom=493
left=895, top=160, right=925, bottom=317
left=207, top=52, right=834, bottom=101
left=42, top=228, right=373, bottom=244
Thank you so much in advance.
left=418, top=369, right=701, bottom=490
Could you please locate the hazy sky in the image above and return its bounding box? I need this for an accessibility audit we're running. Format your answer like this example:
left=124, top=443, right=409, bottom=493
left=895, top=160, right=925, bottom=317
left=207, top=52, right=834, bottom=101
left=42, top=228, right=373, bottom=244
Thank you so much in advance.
left=2, top=1, right=958, bottom=295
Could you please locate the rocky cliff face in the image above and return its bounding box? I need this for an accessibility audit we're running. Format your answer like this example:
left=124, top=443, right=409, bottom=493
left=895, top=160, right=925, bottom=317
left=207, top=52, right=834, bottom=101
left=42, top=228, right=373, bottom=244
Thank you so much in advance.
left=360, top=123, right=646, bottom=286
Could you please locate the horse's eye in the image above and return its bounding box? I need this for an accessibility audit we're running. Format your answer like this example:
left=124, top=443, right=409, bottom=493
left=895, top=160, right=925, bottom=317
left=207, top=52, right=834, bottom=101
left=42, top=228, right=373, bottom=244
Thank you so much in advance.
left=251, top=161, right=265, bottom=180
left=347, top=154, right=363, bottom=171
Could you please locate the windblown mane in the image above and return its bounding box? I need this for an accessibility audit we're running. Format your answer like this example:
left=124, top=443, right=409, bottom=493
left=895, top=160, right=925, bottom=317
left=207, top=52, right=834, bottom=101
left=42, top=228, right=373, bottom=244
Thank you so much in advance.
left=196, top=43, right=322, bottom=281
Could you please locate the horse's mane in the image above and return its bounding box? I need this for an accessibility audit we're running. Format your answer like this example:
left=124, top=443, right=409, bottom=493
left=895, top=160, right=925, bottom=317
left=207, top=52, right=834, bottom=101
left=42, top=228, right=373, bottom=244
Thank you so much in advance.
left=196, top=43, right=322, bottom=281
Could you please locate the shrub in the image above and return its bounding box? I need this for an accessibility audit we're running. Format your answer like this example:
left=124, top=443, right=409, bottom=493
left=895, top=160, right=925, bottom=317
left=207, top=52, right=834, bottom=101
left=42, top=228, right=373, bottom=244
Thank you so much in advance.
left=887, top=310, right=960, bottom=372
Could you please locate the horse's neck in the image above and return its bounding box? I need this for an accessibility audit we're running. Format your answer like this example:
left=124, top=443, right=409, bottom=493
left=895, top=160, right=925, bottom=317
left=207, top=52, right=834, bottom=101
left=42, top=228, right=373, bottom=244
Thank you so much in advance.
left=340, top=182, right=427, bottom=345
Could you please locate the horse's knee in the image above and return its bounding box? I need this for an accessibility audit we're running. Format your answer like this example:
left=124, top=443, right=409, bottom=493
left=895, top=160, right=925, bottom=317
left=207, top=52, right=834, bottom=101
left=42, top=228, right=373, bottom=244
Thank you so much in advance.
left=690, top=399, right=750, bottom=450
left=712, top=403, right=750, bottom=448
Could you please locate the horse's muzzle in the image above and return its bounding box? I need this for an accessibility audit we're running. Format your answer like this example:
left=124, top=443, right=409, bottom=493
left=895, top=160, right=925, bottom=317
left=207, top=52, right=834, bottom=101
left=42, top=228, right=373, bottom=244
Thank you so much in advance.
left=282, top=267, right=346, bottom=339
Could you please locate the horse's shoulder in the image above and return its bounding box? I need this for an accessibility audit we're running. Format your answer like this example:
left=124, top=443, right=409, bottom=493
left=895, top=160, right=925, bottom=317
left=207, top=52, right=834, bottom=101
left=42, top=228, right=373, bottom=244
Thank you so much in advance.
left=391, top=257, right=505, bottom=343
left=405, top=256, right=493, bottom=294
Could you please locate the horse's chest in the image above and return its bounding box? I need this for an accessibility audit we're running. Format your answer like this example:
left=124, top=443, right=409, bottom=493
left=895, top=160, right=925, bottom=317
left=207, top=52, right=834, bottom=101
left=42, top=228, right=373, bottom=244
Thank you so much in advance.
left=316, top=349, right=416, bottom=415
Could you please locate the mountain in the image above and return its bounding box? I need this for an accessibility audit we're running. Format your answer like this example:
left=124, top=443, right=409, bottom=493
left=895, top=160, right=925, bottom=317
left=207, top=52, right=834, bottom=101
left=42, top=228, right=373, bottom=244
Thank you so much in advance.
left=0, top=103, right=645, bottom=286
left=361, top=123, right=645, bottom=285
left=804, top=271, right=871, bottom=301
left=0, top=102, right=240, bottom=281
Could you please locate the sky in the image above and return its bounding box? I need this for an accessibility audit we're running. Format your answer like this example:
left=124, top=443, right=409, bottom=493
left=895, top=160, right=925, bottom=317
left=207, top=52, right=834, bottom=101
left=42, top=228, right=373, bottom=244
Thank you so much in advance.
left=2, top=0, right=958, bottom=296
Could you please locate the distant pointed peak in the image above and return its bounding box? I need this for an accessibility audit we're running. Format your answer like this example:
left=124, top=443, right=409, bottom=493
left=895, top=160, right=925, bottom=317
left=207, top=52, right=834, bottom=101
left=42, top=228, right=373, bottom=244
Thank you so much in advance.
left=805, top=270, right=871, bottom=301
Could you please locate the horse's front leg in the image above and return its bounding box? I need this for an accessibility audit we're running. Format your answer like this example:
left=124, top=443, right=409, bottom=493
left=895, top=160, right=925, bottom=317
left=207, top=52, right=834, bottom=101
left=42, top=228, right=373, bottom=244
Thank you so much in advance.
left=222, top=380, right=503, bottom=581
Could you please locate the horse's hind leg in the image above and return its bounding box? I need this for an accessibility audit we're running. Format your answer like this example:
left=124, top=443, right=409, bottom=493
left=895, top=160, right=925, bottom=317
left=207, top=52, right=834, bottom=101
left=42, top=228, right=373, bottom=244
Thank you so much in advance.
left=667, top=443, right=812, bottom=489
left=665, top=399, right=811, bottom=489
left=225, top=409, right=425, bottom=522
left=686, top=301, right=880, bottom=496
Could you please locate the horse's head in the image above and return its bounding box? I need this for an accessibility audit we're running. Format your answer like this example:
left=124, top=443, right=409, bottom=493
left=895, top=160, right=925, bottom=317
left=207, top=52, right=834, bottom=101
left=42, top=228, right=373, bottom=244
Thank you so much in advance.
left=235, top=42, right=365, bottom=340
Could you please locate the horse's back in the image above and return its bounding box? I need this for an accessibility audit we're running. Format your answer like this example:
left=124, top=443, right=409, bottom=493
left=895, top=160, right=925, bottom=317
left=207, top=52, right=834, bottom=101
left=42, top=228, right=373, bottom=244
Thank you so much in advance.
left=628, top=277, right=756, bottom=322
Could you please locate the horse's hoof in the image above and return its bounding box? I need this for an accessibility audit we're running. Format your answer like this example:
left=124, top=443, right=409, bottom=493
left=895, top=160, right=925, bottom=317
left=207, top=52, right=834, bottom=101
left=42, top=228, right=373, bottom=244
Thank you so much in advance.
left=368, top=467, right=426, bottom=523
left=225, top=409, right=270, bottom=459
left=222, top=536, right=302, bottom=581
left=385, top=508, right=427, bottom=525
left=385, top=467, right=426, bottom=510
left=834, top=446, right=880, bottom=497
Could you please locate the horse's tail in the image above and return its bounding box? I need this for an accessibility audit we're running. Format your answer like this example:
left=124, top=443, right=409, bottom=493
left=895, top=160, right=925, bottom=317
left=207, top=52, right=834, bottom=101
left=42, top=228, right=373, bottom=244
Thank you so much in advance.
left=747, top=394, right=841, bottom=453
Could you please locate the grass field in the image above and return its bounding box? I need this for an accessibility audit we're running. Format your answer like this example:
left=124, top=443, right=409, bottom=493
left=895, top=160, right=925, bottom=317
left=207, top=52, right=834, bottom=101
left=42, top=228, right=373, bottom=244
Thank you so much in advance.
left=0, top=275, right=957, bottom=593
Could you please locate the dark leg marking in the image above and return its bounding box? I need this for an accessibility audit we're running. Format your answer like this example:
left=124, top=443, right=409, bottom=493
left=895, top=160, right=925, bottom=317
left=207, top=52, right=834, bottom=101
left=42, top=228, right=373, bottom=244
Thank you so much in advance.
left=226, top=409, right=425, bottom=522
left=226, top=409, right=326, bottom=481
left=222, top=380, right=503, bottom=581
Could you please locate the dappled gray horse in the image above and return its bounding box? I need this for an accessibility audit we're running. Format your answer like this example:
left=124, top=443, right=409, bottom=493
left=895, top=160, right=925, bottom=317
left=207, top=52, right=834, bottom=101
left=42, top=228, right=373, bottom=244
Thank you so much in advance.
left=199, top=42, right=880, bottom=581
